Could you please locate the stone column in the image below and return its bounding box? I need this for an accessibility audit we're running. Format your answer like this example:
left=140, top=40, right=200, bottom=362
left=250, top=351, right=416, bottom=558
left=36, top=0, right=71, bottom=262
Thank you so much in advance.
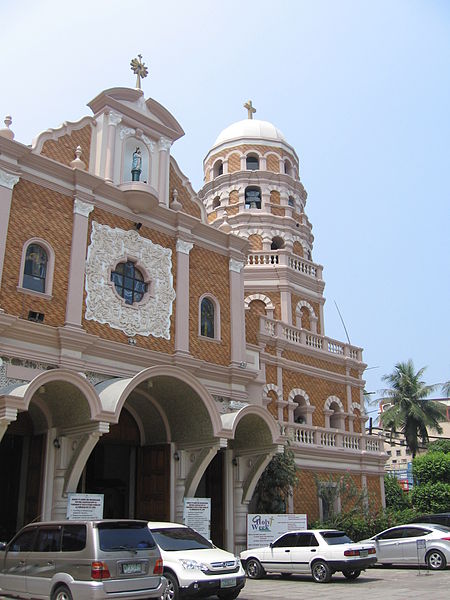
left=65, top=199, right=94, bottom=328
left=229, top=258, right=245, bottom=366
left=175, top=239, right=193, bottom=355
left=0, top=169, right=20, bottom=292
left=104, top=112, right=122, bottom=183
left=157, top=137, right=172, bottom=206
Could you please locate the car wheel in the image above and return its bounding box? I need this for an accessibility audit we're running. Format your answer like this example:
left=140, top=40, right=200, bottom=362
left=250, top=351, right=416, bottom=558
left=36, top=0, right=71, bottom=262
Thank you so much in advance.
left=426, top=549, right=447, bottom=570
left=343, top=569, right=361, bottom=580
left=217, top=590, right=241, bottom=600
left=52, top=585, right=73, bottom=600
left=161, top=572, right=179, bottom=600
left=245, top=558, right=265, bottom=579
left=311, top=560, right=332, bottom=583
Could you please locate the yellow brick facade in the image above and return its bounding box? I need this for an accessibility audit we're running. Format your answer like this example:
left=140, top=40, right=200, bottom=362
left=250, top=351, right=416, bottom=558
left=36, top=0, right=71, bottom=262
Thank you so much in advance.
left=0, top=180, right=73, bottom=325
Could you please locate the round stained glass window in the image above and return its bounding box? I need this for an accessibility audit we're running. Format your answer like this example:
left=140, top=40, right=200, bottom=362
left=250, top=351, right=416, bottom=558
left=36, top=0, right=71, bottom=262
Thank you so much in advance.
left=111, top=261, right=147, bottom=305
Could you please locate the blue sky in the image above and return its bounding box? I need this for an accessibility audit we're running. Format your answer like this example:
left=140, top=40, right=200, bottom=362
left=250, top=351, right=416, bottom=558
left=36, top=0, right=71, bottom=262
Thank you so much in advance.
left=1, top=0, right=449, bottom=405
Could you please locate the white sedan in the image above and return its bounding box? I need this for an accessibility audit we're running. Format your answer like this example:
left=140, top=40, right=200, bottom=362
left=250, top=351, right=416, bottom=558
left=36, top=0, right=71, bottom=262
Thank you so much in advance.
left=240, top=529, right=377, bottom=583
left=360, top=523, right=450, bottom=570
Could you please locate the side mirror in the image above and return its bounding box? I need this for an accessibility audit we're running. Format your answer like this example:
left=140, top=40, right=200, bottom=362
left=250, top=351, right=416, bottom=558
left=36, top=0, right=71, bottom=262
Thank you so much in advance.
left=269, top=542, right=274, bottom=548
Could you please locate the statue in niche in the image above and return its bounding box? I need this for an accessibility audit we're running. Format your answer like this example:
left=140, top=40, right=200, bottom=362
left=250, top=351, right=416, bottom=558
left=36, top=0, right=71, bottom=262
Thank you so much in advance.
left=131, top=147, right=142, bottom=181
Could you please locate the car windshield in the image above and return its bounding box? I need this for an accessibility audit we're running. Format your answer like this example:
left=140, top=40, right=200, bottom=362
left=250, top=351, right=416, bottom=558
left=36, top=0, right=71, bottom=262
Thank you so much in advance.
left=320, top=531, right=353, bottom=545
left=151, top=527, right=213, bottom=551
left=97, top=522, right=156, bottom=551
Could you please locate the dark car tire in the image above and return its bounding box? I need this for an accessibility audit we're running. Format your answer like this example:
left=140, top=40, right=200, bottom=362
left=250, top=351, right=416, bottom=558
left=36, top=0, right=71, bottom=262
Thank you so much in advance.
left=343, top=569, right=361, bottom=580
left=426, top=549, right=447, bottom=570
left=217, top=590, right=241, bottom=600
left=311, top=560, right=332, bottom=583
left=162, top=572, right=179, bottom=600
left=52, top=585, right=73, bottom=600
left=245, top=558, right=265, bottom=579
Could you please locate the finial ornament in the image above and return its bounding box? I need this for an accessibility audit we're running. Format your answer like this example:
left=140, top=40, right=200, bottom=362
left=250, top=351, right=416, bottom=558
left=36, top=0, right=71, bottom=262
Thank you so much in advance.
left=0, top=115, right=14, bottom=140
left=130, top=54, right=149, bottom=90
left=244, top=100, right=256, bottom=119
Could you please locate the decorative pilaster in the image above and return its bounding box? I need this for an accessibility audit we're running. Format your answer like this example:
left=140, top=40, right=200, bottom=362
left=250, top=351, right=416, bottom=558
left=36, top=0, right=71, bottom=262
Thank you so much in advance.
left=65, top=198, right=94, bottom=328
left=0, top=169, right=20, bottom=292
left=280, top=288, right=292, bottom=324
left=229, top=258, right=246, bottom=365
left=105, top=112, right=122, bottom=182
left=175, top=239, right=193, bottom=354
left=157, top=137, right=172, bottom=206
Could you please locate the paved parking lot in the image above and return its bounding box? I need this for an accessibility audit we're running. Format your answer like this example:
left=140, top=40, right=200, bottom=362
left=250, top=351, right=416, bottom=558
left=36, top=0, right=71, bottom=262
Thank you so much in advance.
left=0, top=567, right=449, bottom=599
left=235, top=566, right=450, bottom=600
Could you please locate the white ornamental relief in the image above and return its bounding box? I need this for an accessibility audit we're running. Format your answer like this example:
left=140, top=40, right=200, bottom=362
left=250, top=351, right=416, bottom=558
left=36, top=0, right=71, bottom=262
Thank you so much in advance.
left=85, top=222, right=176, bottom=338
left=119, top=126, right=136, bottom=140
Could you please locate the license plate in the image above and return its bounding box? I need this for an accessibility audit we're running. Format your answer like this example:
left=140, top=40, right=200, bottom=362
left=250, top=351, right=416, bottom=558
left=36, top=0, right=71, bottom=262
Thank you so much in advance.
left=360, top=550, right=368, bottom=557
left=221, top=578, right=236, bottom=588
left=122, top=562, right=142, bottom=574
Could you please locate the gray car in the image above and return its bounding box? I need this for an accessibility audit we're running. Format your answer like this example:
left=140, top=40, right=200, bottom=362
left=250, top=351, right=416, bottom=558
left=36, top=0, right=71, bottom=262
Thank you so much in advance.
left=360, top=523, right=450, bottom=570
left=0, top=519, right=167, bottom=599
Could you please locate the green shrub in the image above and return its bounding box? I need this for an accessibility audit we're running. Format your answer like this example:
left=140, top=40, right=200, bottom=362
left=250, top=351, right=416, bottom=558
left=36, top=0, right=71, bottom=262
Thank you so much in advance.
left=410, top=481, right=450, bottom=513
left=427, top=439, right=450, bottom=454
left=413, top=452, right=450, bottom=484
left=384, top=474, right=410, bottom=510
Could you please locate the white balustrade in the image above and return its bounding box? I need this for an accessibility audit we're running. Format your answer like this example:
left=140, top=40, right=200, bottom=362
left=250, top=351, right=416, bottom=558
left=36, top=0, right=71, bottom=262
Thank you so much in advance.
left=260, top=316, right=362, bottom=361
left=343, top=434, right=361, bottom=450
left=246, top=250, right=322, bottom=280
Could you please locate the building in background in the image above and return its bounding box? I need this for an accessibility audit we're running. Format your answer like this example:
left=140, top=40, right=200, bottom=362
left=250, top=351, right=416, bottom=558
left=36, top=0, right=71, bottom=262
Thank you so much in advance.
left=0, top=70, right=386, bottom=549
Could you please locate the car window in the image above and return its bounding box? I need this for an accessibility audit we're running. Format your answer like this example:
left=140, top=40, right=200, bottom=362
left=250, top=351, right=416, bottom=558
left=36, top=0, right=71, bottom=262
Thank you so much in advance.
left=272, top=533, right=299, bottom=548
left=62, top=525, right=86, bottom=551
left=401, top=527, right=430, bottom=538
left=35, top=527, right=61, bottom=552
left=97, top=521, right=156, bottom=551
left=320, top=531, right=353, bottom=545
left=151, top=527, right=212, bottom=551
left=377, top=529, right=404, bottom=540
left=429, top=524, right=450, bottom=532
left=9, top=528, right=37, bottom=552
left=297, top=533, right=319, bottom=547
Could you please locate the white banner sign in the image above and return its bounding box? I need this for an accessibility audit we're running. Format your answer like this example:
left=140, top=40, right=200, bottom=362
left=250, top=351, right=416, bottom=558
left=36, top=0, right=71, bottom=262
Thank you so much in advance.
left=247, top=514, right=307, bottom=549
left=67, top=493, right=104, bottom=520
left=183, top=497, right=211, bottom=539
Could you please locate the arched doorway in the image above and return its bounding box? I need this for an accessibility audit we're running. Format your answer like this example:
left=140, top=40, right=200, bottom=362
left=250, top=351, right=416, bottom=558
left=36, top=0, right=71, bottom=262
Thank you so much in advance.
left=79, top=407, right=170, bottom=521
left=0, top=409, right=46, bottom=541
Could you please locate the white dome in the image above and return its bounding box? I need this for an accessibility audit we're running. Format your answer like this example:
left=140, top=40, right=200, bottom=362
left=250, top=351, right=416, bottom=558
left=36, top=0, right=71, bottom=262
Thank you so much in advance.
left=213, top=119, right=286, bottom=147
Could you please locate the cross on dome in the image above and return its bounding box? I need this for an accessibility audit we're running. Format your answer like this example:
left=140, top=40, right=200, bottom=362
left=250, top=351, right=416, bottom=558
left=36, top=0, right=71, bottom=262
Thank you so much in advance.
left=130, top=54, right=149, bottom=90
left=244, top=100, right=256, bottom=119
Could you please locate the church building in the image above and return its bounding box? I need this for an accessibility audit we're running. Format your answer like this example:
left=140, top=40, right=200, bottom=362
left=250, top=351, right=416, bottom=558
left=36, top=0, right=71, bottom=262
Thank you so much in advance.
left=0, top=61, right=386, bottom=551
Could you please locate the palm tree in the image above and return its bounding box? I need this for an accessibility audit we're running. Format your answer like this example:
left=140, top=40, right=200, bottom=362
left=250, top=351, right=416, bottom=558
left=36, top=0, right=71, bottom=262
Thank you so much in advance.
left=380, top=360, right=446, bottom=458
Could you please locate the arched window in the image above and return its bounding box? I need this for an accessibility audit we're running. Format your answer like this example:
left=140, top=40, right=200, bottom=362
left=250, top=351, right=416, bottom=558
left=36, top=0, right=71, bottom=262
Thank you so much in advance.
left=284, top=160, right=292, bottom=176
left=246, top=154, right=259, bottom=170
left=329, top=401, right=343, bottom=430
left=271, top=236, right=285, bottom=250
left=213, top=160, right=223, bottom=178
left=212, top=197, right=221, bottom=209
left=111, top=261, right=147, bottom=305
left=288, top=196, right=295, bottom=207
left=245, top=186, right=261, bottom=209
left=23, top=244, right=48, bottom=293
left=200, top=297, right=215, bottom=338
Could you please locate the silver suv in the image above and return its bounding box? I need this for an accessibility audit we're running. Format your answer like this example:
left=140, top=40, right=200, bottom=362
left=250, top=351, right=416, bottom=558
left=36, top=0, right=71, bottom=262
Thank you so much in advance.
left=0, top=519, right=167, bottom=599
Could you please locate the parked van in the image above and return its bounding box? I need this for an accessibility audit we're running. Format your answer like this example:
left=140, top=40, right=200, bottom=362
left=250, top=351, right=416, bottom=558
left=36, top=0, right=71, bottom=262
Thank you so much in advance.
left=0, top=519, right=167, bottom=600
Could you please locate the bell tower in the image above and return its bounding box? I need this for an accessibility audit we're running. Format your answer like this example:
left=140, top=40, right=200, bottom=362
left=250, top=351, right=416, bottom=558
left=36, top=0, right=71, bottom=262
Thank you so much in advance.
left=199, top=103, right=325, bottom=333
